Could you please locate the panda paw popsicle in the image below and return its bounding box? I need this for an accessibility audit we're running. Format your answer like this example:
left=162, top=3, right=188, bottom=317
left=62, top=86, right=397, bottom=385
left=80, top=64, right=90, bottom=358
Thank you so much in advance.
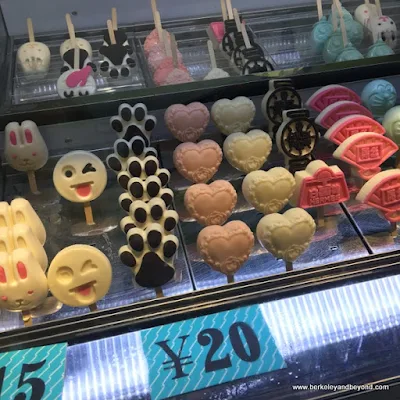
left=53, top=151, right=108, bottom=225
left=17, top=18, right=51, bottom=80
left=99, top=20, right=136, bottom=79
left=4, top=120, right=48, bottom=194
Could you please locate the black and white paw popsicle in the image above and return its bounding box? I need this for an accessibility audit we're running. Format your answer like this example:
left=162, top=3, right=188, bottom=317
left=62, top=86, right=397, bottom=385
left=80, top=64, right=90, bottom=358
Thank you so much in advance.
left=99, top=20, right=136, bottom=79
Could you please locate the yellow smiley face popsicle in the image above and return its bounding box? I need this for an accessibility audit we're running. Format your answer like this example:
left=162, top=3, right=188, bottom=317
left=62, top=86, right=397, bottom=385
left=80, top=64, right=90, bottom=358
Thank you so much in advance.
left=53, top=151, right=107, bottom=203
left=47, top=245, right=112, bottom=307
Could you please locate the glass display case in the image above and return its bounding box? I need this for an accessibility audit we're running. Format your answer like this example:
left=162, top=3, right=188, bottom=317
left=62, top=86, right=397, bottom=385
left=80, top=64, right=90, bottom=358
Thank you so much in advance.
left=1, top=0, right=400, bottom=399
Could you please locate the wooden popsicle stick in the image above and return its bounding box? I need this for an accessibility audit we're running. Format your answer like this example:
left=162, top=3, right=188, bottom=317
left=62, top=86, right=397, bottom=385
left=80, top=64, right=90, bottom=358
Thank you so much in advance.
left=334, top=0, right=348, bottom=46
left=151, top=0, right=158, bottom=22
left=241, top=22, right=251, bottom=48
left=74, top=43, right=79, bottom=70
left=316, top=0, right=323, bottom=21
left=163, top=30, right=172, bottom=56
left=84, top=201, right=95, bottom=225
left=107, top=19, right=117, bottom=45
left=317, top=206, right=325, bottom=228
left=330, top=3, right=336, bottom=32
left=233, top=8, right=242, bottom=32
left=155, top=11, right=164, bottom=43
left=170, top=33, right=179, bottom=68
left=89, top=303, right=98, bottom=312
left=285, top=261, right=293, bottom=272
left=65, top=14, right=76, bottom=44
left=27, top=170, right=40, bottom=195
left=226, top=0, right=234, bottom=20
left=155, top=286, right=164, bottom=298
left=375, top=0, right=382, bottom=17
left=27, top=18, right=35, bottom=43
left=112, top=7, right=118, bottom=30
left=207, top=40, right=217, bottom=68
left=220, top=0, right=228, bottom=21
left=27, top=170, right=39, bottom=194
left=22, top=311, right=33, bottom=327
left=227, top=274, right=235, bottom=284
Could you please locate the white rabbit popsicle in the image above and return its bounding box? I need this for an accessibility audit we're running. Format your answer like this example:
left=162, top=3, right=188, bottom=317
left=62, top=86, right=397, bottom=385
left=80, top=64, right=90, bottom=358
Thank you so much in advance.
left=0, top=249, right=48, bottom=325
left=4, top=120, right=48, bottom=194
left=0, top=225, right=48, bottom=271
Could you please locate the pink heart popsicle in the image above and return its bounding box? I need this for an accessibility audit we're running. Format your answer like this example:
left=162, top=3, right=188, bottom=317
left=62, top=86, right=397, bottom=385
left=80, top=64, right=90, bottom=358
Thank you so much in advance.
left=165, top=102, right=210, bottom=142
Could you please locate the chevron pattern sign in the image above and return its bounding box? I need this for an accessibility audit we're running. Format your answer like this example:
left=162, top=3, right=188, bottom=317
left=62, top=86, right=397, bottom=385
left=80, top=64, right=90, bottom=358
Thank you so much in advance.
left=142, top=304, right=286, bottom=400
left=0, top=343, right=67, bottom=400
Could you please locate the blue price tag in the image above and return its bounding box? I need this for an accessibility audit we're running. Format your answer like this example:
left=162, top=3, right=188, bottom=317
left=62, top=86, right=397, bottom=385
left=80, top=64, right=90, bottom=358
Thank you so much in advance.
left=142, top=304, right=286, bottom=400
left=0, top=343, right=67, bottom=400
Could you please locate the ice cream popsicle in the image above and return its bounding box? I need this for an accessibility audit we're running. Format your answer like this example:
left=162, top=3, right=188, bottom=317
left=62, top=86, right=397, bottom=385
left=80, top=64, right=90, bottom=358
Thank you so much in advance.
left=103, top=8, right=129, bottom=47
left=4, top=120, right=48, bottom=194
left=0, top=249, right=48, bottom=316
left=47, top=245, right=112, bottom=310
left=291, top=160, right=350, bottom=209
left=53, top=151, right=107, bottom=225
left=99, top=20, right=136, bottom=79
left=197, top=221, right=254, bottom=282
left=60, top=14, right=96, bottom=75
left=58, top=47, right=97, bottom=99
left=356, top=169, right=400, bottom=224
left=17, top=18, right=51, bottom=80
left=0, top=198, right=46, bottom=245
left=0, top=224, right=48, bottom=271
left=311, top=0, right=333, bottom=55
left=256, top=208, right=316, bottom=271
left=369, top=1, right=397, bottom=49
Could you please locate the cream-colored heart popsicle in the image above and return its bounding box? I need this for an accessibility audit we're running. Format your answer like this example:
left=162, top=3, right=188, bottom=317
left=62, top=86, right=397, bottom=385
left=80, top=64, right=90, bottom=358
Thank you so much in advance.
left=17, top=18, right=51, bottom=79
left=223, top=129, right=272, bottom=173
left=4, top=121, right=48, bottom=194
left=53, top=151, right=107, bottom=225
left=0, top=224, right=48, bottom=271
left=242, top=168, right=295, bottom=214
left=256, top=208, right=316, bottom=270
left=0, top=198, right=46, bottom=245
left=47, top=244, right=112, bottom=309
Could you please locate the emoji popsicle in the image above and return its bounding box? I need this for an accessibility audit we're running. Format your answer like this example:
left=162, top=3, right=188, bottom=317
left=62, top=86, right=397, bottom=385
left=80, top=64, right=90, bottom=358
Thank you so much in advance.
left=53, top=151, right=107, bottom=225
left=47, top=245, right=112, bottom=311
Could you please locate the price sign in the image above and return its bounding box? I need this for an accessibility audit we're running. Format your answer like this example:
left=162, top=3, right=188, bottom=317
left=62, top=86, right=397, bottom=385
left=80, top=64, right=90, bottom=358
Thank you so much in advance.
left=0, top=343, right=67, bottom=400
left=142, top=304, right=286, bottom=400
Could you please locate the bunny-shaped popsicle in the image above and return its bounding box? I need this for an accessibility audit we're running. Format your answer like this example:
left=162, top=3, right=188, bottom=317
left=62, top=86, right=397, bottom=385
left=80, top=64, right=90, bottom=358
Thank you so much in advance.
left=0, top=249, right=48, bottom=326
left=4, top=121, right=48, bottom=194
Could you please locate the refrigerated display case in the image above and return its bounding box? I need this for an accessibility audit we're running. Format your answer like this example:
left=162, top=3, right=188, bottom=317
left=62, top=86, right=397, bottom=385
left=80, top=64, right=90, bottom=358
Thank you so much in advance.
left=1, top=0, right=400, bottom=399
